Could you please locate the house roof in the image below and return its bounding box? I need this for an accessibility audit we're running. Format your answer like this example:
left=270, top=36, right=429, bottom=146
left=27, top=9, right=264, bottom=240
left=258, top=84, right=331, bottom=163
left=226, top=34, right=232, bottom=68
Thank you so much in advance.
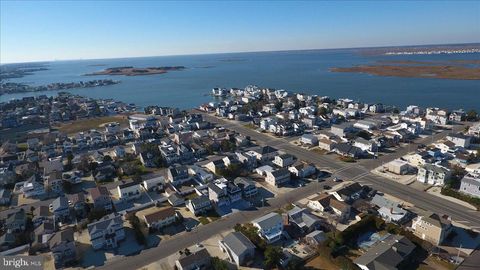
left=49, top=227, right=75, bottom=248
left=270, top=168, right=290, bottom=178
left=354, top=234, right=415, bottom=270
left=177, top=248, right=211, bottom=269
left=252, top=212, right=282, bottom=229
left=52, top=196, right=69, bottom=211
left=89, top=186, right=110, bottom=200
left=143, top=207, right=176, bottom=224
left=87, top=213, right=123, bottom=235
left=329, top=199, right=350, bottom=213
left=222, top=231, right=256, bottom=256
left=34, top=205, right=51, bottom=218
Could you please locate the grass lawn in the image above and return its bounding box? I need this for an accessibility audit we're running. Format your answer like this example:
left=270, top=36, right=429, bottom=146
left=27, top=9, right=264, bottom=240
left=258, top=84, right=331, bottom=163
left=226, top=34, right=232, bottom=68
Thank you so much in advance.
left=311, top=148, right=327, bottom=155
left=198, top=216, right=210, bottom=225
left=184, top=193, right=199, bottom=201
left=53, top=115, right=129, bottom=135
left=243, top=123, right=257, bottom=129
left=305, top=254, right=340, bottom=270
left=418, top=255, right=456, bottom=270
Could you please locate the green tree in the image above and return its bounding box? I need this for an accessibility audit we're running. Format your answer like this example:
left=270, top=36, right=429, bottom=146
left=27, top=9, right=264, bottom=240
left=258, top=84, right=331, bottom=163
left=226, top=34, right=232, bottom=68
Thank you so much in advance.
left=466, top=109, right=478, bottom=121
left=264, top=245, right=282, bottom=269
left=211, top=257, right=228, bottom=270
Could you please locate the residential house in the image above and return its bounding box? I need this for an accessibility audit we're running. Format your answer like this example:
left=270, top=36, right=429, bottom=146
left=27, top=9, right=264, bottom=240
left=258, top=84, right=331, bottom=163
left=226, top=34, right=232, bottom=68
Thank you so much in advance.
left=219, top=232, right=256, bottom=266
left=288, top=162, right=316, bottom=178
left=353, top=138, right=378, bottom=154
left=247, top=146, right=278, bottom=162
left=205, top=159, right=227, bottom=175
left=167, top=165, right=190, bottom=184
left=265, top=168, right=291, bottom=187
left=142, top=176, right=165, bottom=191
left=49, top=228, right=77, bottom=268
left=417, top=164, right=451, bottom=186
left=305, top=230, right=326, bottom=246
left=252, top=212, right=283, bottom=243
left=330, top=199, right=351, bottom=222
left=330, top=123, right=355, bottom=138
left=44, top=171, right=64, bottom=194
left=0, top=188, right=11, bottom=205
left=387, top=159, right=412, bottom=175
left=139, top=206, right=178, bottom=229
left=300, top=134, right=318, bottom=145
left=330, top=183, right=364, bottom=202
left=371, top=195, right=410, bottom=224
left=33, top=205, right=52, bottom=227
left=5, top=208, right=27, bottom=232
left=168, top=192, right=185, bottom=206
left=307, top=193, right=332, bottom=212
left=411, top=213, right=452, bottom=245
left=234, top=177, right=258, bottom=198
left=88, top=186, right=113, bottom=211
left=354, top=234, right=415, bottom=270
left=318, top=138, right=337, bottom=152
left=68, top=192, right=87, bottom=217
left=117, top=181, right=142, bottom=201
left=334, top=143, right=364, bottom=158
left=286, top=206, right=321, bottom=233
left=186, top=195, right=212, bottom=216
left=51, top=196, right=70, bottom=222
left=87, top=213, right=125, bottom=250
left=188, top=165, right=214, bottom=184
left=272, top=154, right=295, bottom=168
left=459, top=172, right=480, bottom=198
left=446, top=133, right=471, bottom=148
left=175, top=248, right=212, bottom=270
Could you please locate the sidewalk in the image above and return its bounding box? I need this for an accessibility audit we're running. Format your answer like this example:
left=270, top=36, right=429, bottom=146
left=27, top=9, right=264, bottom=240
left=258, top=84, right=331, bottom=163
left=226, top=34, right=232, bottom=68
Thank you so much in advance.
left=426, top=186, right=477, bottom=211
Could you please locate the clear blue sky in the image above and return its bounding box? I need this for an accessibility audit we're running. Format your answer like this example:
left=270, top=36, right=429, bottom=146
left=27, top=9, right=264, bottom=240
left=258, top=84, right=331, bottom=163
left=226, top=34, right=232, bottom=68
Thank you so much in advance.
left=1, top=1, right=479, bottom=63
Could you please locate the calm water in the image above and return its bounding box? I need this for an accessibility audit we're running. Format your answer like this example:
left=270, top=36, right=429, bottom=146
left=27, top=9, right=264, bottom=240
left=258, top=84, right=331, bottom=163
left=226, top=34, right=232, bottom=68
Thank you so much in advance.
left=2, top=49, right=480, bottom=110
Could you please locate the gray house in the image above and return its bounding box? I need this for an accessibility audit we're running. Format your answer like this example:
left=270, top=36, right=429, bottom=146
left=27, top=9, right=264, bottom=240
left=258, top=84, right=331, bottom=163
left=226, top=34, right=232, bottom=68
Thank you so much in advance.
left=51, top=196, right=70, bottom=222
left=49, top=227, right=77, bottom=268
left=459, top=173, right=480, bottom=198
left=219, top=231, right=256, bottom=266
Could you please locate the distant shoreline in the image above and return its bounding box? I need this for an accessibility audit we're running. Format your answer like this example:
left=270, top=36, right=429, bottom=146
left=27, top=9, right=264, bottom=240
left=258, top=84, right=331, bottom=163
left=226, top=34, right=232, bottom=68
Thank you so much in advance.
left=84, top=66, right=186, bottom=76
left=331, top=60, right=480, bottom=80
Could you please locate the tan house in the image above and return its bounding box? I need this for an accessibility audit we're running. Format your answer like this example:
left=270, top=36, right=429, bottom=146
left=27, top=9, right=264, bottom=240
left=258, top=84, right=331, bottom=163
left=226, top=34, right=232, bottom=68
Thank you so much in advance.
left=329, top=199, right=351, bottom=222
left=411, top=213, right=452, bottom=245
left=307, top=193, right=332, bottom=212
left=137, top=206, right=178, bottom=230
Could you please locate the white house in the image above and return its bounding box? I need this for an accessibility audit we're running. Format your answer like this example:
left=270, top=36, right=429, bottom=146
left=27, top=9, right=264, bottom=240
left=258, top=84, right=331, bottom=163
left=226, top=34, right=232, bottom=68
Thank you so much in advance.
left=117, top=182, right=142, bottom=200
left=265, top=168, right=291, bottom=187
left=88, top=213, right=125, bottom=250
left=417, top=164, right=451, bottom=186
left=272, top=154, right=295, bottom=168
left=142, top=176, right=165, bottom=191
left=252, top=213, right=283, bottom=243
left=139, top=206, right=178, bottom=229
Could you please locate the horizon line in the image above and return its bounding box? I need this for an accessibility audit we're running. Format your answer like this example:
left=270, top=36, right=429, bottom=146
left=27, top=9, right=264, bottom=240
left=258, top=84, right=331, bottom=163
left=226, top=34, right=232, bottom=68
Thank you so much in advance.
left=1, top=41, right=479, bottom=65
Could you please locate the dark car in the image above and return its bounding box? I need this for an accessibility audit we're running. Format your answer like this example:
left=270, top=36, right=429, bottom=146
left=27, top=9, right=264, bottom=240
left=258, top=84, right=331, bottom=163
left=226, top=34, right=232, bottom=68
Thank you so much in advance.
left=323, top=185, right=331, bottom=190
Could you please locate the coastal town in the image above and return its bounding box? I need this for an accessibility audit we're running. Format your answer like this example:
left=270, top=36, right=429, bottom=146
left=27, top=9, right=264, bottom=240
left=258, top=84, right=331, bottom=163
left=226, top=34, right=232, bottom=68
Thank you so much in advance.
left=0, top=86, right=479, bottom=270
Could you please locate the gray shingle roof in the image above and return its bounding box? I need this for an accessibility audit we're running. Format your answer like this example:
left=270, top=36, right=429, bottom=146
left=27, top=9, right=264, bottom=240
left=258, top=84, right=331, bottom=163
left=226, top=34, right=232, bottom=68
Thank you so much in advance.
left=222, top=231, right=255, bottom=257
left=252, top=212, right=282, bottom=229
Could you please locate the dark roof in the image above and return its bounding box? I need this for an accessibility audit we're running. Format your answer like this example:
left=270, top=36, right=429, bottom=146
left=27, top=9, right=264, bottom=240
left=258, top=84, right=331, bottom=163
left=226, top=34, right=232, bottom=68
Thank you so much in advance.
left=177, top=248, right=211, bottom=269
left=49, top=227, right=75, bottom=248
left=118, top=181, right=141, bottom=189
left=354, top=234, right=415, bottom=269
